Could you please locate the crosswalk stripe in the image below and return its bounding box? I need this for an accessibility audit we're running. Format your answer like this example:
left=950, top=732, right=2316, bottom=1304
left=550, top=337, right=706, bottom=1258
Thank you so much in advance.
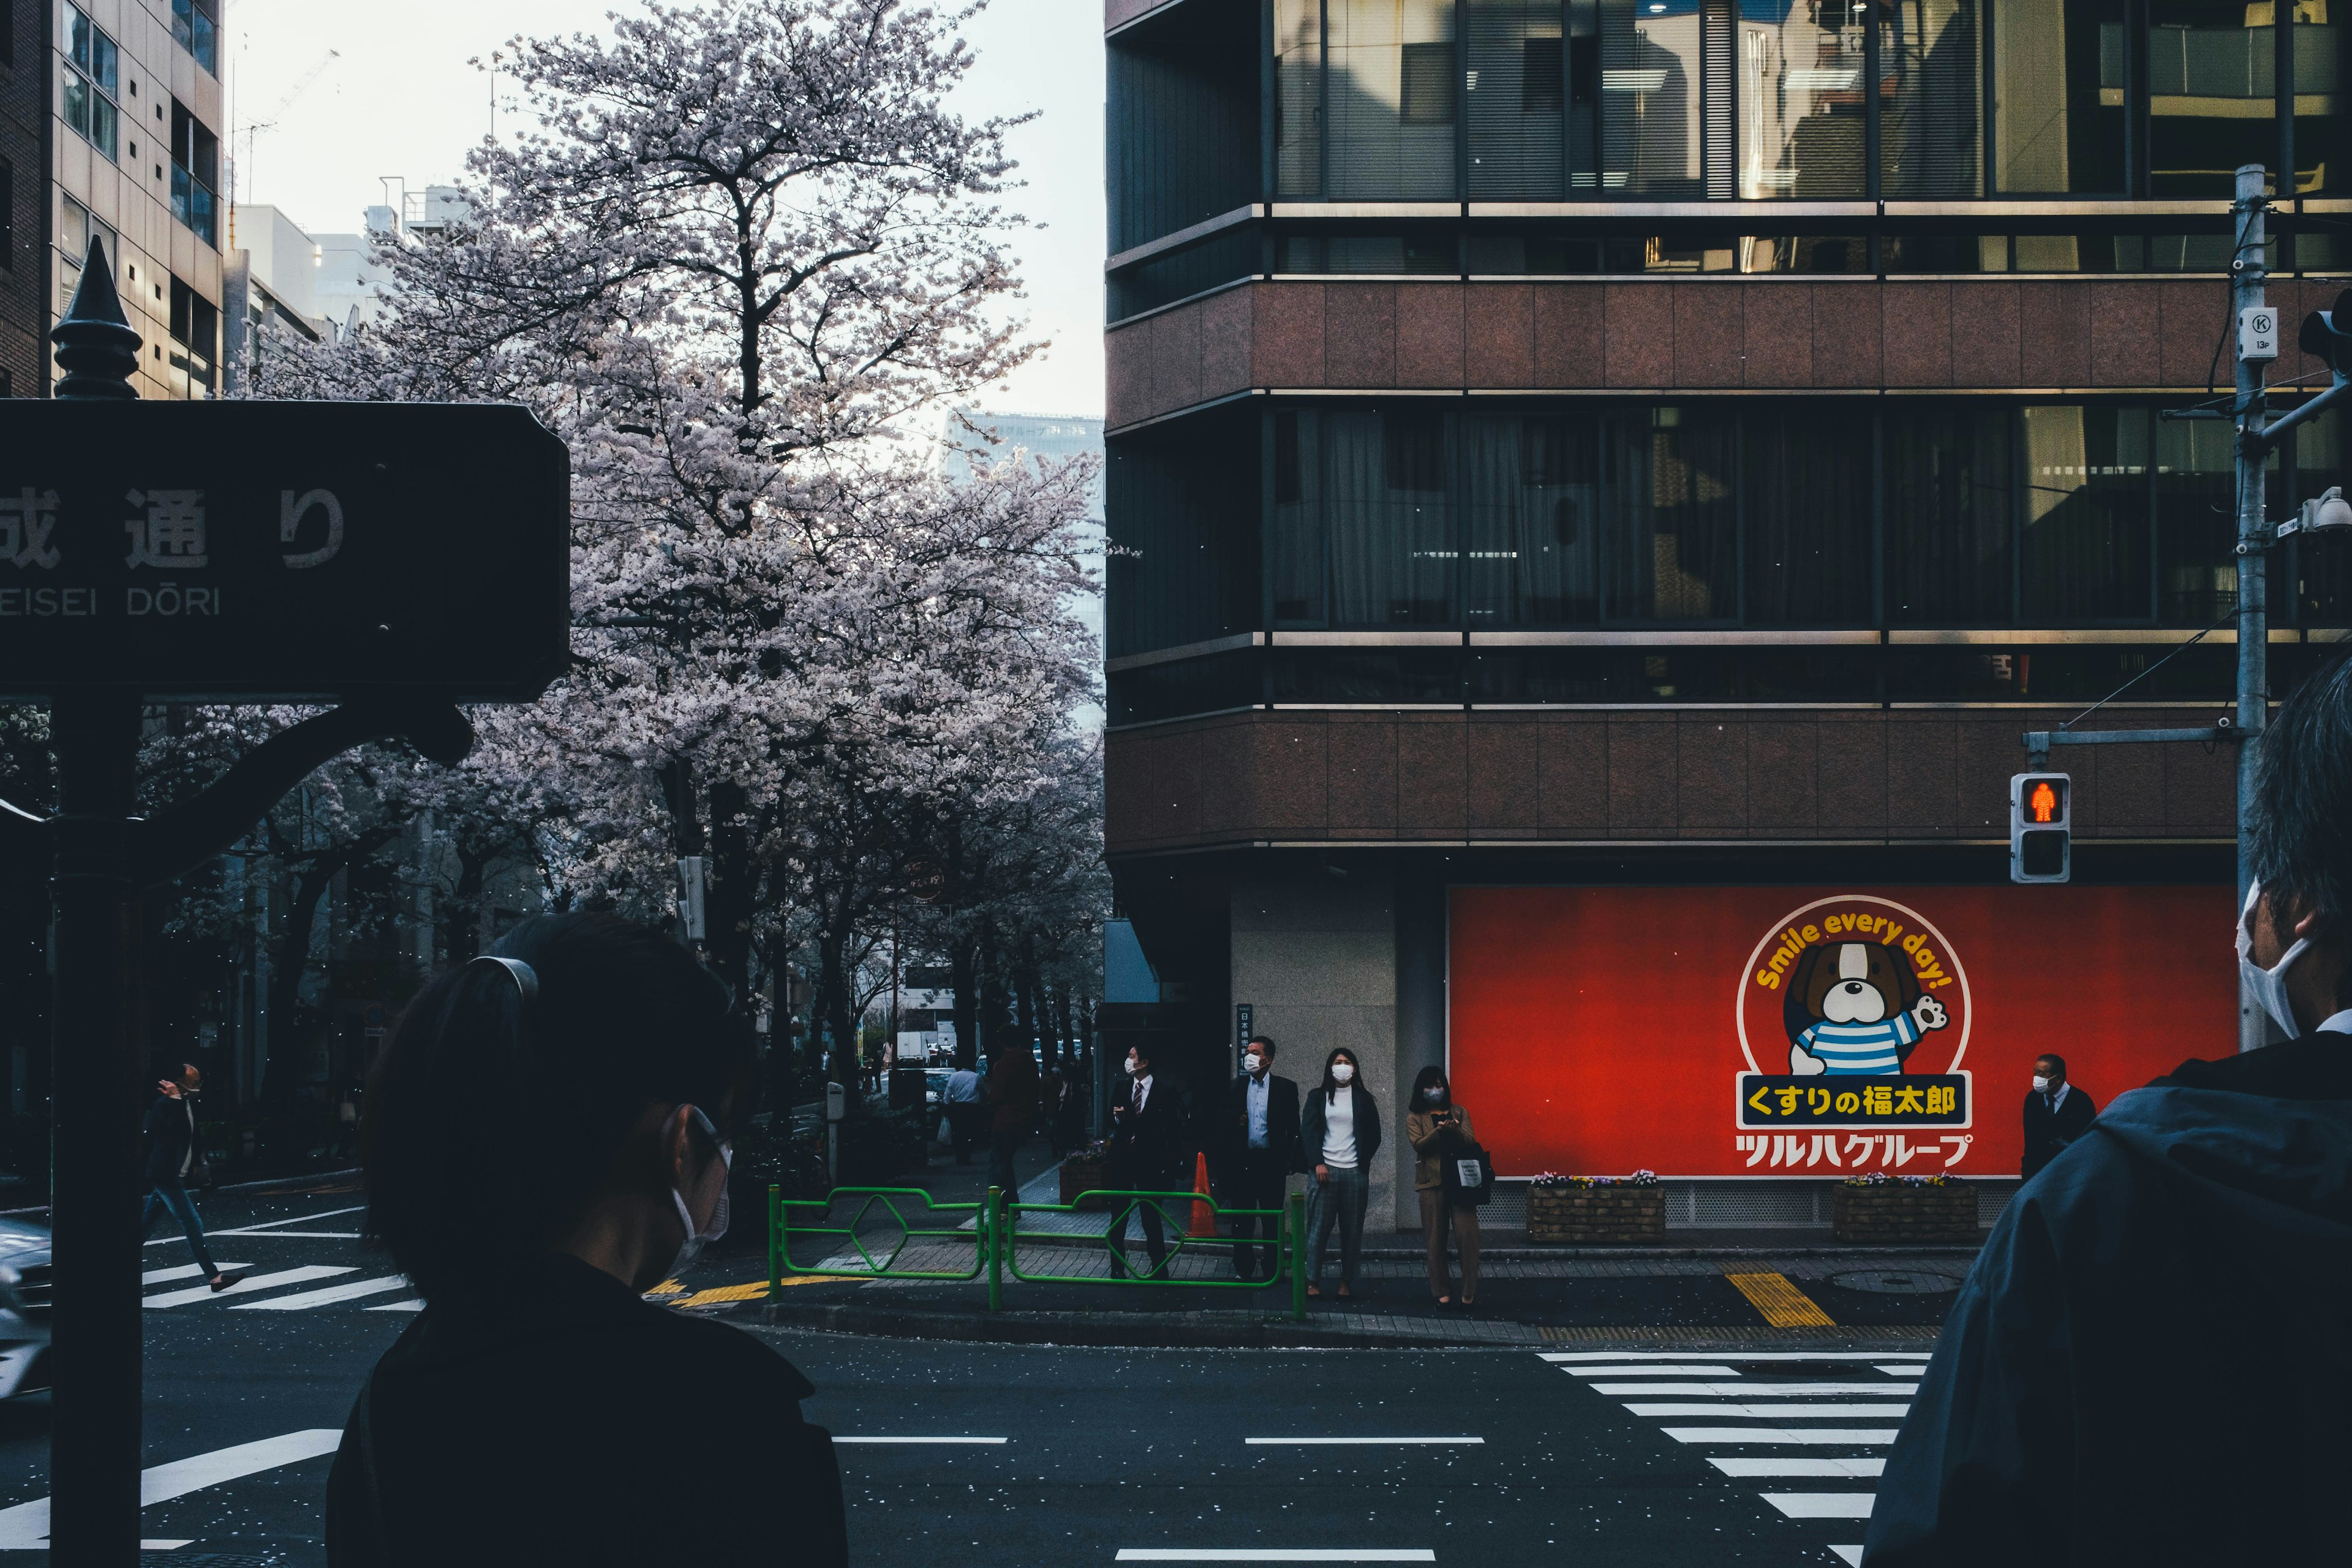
left=1706, top=1457, right=1885, bottom=1478
left=1624, top=1403, right=1910, bottom=1418
left=1542, top=1351, right=1925, bottom=1363
left=1761, top=1493, right=1876, bottom=1520
left=1245, top=1438, right=1482, bottom=1446
left=1561, top=1365, right=1739, bottom=1378
left=0, top=1428, right=343, bottom=1548
left=1724, top=1271, right=1838, bottom=1328
left=1114, top=1555, right=1436, bottom=1563
left=231, top=1276, right=410, bottom=1312
left=1660, top=1428, right=1899, bottom=1445
left=143, top=1266, right=354, bottom=1310
left=1591, top=1382, right=1919, bottom=1397
left=141, top=1262, right=248, bottom=1286
left=1830, top=1548, right=1864, bottom=1566
left=836, top=1436, right=1008, bottom=1445
left=368, top=1300, right=426, bottom=1313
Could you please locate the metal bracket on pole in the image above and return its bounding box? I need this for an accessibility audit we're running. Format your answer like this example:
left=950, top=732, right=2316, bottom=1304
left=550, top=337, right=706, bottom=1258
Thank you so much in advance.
left=2021, top=726, right=2241, bottom=760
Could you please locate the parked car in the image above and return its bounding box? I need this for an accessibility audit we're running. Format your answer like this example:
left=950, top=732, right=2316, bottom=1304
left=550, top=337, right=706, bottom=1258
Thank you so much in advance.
left=0, top=1217, right=53, bottom=1400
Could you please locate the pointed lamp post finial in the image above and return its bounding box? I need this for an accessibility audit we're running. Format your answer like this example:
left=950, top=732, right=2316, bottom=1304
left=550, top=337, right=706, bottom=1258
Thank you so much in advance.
left=52, top=236, right=142, bottom=401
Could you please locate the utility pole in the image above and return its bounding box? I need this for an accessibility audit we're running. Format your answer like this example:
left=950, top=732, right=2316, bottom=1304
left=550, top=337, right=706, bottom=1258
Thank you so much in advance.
left=2232, top=162, right=2271, bottom=1054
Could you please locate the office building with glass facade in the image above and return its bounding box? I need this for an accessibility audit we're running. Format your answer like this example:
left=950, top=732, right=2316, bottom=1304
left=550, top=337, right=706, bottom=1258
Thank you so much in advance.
left=1102, top=0, right=2315, bottom=1232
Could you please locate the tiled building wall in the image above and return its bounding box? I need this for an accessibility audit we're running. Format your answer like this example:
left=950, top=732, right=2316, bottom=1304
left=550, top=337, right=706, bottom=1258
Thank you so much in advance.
left=0, top=0, right=42, bottom=395
left=1104, top=276, right=2307, bottom=430
left=1107, top=707, right=2237, bottom=854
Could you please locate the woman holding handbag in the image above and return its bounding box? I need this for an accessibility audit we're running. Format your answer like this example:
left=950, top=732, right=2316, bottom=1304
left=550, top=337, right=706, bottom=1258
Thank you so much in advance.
left=1406, top=1065, right=1481, bottom=1308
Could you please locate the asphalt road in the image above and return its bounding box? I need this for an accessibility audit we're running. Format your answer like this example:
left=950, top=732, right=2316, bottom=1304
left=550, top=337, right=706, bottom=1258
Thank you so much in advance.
left=0, top=1182, right=1921, bottom=1564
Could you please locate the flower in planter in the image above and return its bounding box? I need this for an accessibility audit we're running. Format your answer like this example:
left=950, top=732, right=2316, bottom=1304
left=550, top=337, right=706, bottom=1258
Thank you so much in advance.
left=1531, top=1170, right=1661, bottom=1189
left=1842, top=1170, right=1951, bottom=1188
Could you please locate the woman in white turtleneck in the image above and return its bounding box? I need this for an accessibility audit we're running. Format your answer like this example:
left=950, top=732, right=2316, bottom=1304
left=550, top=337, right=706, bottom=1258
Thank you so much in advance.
left=1297, top=1047, right=1383, bottom=1300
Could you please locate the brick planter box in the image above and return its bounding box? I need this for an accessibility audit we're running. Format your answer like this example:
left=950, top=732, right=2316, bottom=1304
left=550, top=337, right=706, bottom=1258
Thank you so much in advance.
left=1528, top=1186, right=1667, bottom=1244
left=1832, top=1183, right=1978, bottom=1244
left=1060, top=1157, right=1113, bottom=1210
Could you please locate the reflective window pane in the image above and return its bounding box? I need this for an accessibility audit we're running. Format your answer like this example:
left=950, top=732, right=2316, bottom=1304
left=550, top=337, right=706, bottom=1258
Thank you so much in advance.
left=1600, top=0, right=1707, bottom=193
left=1882, top=0, right=1984, bottom=195
left=1992, top=0, right=2126, bottom=192
left=1273, top=410, right=1325, bottom=623
left=2155, top=415, right=2247, bottom=623
left=2021, top=405, right=2150, bottom=620
left=1330, top=0, right=1460, bottom=198
left=1464, top=414, right=1601, bottom=624
left=1328, top=409, right=1458, bottom=625
left=2294, top=3, right=2346, bottom=197
left=1469, top=0, right=1568, bottom=197
left=1737, top=0, right=1868, bottom=197
left=1604, top=405, right=1737, bottom=620
left=1743, top=404, right=1873, bottom=623
left=1887, top=407, right=2014, bottom=623
left=1277, top=0, right=1324, bottom=196
left=2148, top=0, right=2277, bottom=199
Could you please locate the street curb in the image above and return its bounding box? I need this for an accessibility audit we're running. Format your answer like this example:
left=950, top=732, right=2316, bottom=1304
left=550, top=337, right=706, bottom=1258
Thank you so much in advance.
left=1352, top=1244, right=1983, bottom=1262
left=736, top=1297, right=1943, bottom=1352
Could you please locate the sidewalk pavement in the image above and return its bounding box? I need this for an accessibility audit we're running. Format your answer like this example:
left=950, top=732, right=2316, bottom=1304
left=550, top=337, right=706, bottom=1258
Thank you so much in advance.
left=687, top=1142, right=1977, bottom=1351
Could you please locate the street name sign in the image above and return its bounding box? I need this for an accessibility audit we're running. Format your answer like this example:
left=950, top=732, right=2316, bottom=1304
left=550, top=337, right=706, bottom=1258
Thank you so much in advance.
left=0, top=400, right=569, bottom=701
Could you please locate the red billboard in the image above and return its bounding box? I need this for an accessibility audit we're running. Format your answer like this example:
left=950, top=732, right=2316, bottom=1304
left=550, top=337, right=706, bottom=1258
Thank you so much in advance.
left=1447, top=885, right=2236, bottom=1180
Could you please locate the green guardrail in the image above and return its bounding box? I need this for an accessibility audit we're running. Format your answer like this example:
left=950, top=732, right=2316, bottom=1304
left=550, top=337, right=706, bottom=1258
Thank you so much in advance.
left=769, top=1182, right=1311, bottom=1321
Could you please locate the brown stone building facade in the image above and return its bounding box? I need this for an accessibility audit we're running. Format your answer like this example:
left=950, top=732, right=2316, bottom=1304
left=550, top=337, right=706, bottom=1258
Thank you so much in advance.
left=1102, top=0, right=2326, bottom=1232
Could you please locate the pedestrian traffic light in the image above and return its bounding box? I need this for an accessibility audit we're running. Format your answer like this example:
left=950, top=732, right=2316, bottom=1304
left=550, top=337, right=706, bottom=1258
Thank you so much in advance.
left=2299, top=289, right=2352, bottom=385
left=2010, top=772, right=2071, bottom=884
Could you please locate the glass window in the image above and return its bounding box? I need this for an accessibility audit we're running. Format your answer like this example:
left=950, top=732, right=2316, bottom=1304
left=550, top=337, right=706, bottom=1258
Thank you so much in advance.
left=1330, top=0, right=1460, bottom=198
left=1273, top=410, right=1326, bottom=622
left=1464, top=413, right=1602, bottom=624
left=1991, top=0, right=2125, bottom=192
left=2293, top=0, right=2348, bottom=197
left=63, top=7, right=119, bottom=163
left=67, top=6, right=117, bottom=94
left=2154, top=415, right=2245, bottom=623
left=1469, top=0, right=1568, bottom=197
left=1743, top=404, right=1874, bottom=623
left=1741, top=233, right=1870, bottom=268
left=172, top=0, right=219, bottom=75
left=1599, top=0, right=1708, bottom=193
left=1887, top=407, right=2015, bottom=622
left=2147, top=0, right=2277, bottom=198
left=1276, top=0, right=1324, bottom=196
left=1738, top=0, right=1869, bottom=198
left=1604, top=405, right=1737, bottom=620
left=1328, top=409, right=1457, bottom=625
left=2021, top=405, right=2150, bottom=620
left=1883, top=233, right=2011, bottom=270
left=1882, top=0, right=1984, bottom=195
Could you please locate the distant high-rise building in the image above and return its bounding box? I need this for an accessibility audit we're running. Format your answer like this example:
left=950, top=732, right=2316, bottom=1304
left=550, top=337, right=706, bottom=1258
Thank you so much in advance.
left=1, top=0, right=227, bottom=398
left=945, top=408, right=1108, bottom=675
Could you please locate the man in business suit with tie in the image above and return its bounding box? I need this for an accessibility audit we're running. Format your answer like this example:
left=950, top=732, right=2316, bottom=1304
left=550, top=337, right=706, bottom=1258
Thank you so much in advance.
left=1214, top=1035, right=1305, bottom=1281
left=1106, top=1041, right=1188, bottom=1278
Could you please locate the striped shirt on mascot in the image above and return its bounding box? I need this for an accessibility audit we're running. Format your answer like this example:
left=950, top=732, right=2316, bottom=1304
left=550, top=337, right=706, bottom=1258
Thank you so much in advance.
left=1784, top=941, right=1948, bottom=1076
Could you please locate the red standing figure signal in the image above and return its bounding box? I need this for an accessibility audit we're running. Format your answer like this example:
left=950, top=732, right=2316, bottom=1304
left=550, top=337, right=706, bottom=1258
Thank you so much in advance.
left=2029, top=780, right=2059, bottom=824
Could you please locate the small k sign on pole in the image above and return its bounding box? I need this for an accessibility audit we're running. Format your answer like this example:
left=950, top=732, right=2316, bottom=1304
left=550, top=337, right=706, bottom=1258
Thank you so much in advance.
left=0, top=239, right=571, bottom=1562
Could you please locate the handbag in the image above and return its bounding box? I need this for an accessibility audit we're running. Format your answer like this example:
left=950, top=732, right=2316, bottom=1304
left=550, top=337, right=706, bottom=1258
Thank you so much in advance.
left=1440, top=1129, right=1495, bottom=1208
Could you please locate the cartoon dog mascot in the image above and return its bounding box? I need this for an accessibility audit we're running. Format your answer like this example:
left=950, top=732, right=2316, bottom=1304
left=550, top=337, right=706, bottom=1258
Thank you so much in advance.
left=1785, top=941, right=1948, bottom=1076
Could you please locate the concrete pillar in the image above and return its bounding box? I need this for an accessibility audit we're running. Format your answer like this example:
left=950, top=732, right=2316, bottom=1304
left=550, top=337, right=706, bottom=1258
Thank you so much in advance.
left=1229, top=861, right=1401, bottom=1232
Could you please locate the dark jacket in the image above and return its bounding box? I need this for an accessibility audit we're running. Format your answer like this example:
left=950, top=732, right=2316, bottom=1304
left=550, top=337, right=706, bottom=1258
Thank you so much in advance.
left=1216, top=1072, right=1306, bottom=1173
left=1299, top=1082, right=1383, bottom=1170
left=326, top=1251, right=846, bottom=1567
left=142, top=1093, right=200, bottom=1188
left=1865, top=1035, right=2352, bottom=1567
left=1107, top=1072, right=1189, bottom=1188
left=2020, top=1082, right=2097, bottom=1179
left=986, top=1048, right=1039, bottom=1136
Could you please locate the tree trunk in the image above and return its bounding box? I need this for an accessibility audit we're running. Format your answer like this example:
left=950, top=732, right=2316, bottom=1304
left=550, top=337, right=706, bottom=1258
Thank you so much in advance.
left=704, top=779, right=756, bottom=1001
left=816, top=925, right=862, bottom=1114
left=1012, top=961, right=1039, bottom=1064
left=948, top=937, right=978, bottom=1071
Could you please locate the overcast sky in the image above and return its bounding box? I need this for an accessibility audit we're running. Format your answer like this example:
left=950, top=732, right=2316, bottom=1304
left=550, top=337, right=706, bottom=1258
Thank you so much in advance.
left=227, top=0, right=1107, bottom=419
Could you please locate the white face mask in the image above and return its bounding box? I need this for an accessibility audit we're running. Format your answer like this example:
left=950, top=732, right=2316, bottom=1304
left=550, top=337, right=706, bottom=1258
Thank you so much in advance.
left=1331, top=1062, right=1354, bottom=1085
left=1126, top=1055, right=1140, bottom=1076
left=1243, top=1052, right=1265, bottom=1076
left=2030, top=1075, right=2052, bottom=1094
left=2237, top=879, right=2312, bottom=1038
left=666, top=1106, right=732, bottom=1280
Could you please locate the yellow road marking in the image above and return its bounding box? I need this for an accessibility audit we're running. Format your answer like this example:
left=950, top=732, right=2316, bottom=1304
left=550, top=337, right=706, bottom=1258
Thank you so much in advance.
left=1724, top=1271, right=1837, bottom=1328
left=669, top=1277, right=834, bottom=1308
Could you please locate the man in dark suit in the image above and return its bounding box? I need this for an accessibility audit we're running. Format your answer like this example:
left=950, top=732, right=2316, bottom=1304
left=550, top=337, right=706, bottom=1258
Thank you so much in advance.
left=2021, top=1051, right=2097, bottom=1181
left=1106, top=1042, right=1188, bottom=1278
left=140, top=1063, right=244, bottom=1293
left=1213, top=1035, right=1304, bottom=1280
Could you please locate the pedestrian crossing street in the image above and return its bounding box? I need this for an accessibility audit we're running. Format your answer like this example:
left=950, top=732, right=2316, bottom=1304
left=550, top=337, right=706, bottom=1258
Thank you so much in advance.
left=1542, top=1349, right=1932, bottom=1566
left=141, top=1204, right=424, bottom=1313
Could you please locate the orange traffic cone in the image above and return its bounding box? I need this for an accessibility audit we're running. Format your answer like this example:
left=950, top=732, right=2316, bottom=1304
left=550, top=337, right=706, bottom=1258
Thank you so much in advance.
left=1189, top=1152, right=1217, bottom=1237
